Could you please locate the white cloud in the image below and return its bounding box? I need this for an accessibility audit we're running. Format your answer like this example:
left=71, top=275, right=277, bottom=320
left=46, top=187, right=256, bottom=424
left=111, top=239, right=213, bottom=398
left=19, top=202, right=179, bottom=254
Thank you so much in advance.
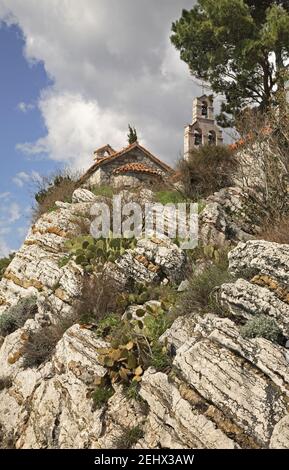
left=12, top=170, right=41, bottom=187
left=0, top=198, right=21, bottom=255
left=17, top=101, right=35, bottom=113
left=8, top=202, right=21, bottom=223
left=0, top=196, right=21, bottom=224
left=0, top=0, right=199, bottom=169
left=17, top=91, right=126, bottom=171
left=0, top=192, right=11, bottom=200
left=12, top=171, right=30, bottom=187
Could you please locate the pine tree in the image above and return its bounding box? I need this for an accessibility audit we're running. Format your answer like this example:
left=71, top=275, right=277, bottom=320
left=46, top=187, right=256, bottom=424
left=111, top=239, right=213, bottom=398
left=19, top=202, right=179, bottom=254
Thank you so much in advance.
left=171, top=0, right=289, bottom=126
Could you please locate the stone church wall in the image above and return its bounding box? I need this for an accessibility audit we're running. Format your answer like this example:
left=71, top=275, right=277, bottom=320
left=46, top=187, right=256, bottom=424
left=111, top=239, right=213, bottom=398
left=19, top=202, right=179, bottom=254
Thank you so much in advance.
left=84, top=148, right=169, bottom=187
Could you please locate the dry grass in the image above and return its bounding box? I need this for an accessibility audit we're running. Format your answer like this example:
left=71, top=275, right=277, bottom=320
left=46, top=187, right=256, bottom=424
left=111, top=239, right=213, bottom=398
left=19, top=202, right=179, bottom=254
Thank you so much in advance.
left=175, top=251, right=233, bottom=316
left=73, top=273, right=120, bottom=324
left=32, top=170, right=79, bottom=222
left=178, top=145, right=237, bottom=199
left=258, top=215, right=289, bottom=245
left=22, top=324, right=64, bottom=368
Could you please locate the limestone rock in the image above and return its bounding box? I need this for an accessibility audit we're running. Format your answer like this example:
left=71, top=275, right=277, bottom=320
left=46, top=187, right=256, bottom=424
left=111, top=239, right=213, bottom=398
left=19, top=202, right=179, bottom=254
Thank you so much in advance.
left=159, top=314, right=197, bottom=351
left=0, top=180, right=289, bottom=449
left=72, top=188, right=97, bottom=203
left=140, top=369, right=238, bottom=449
left=229, top=240, right=289, bottom=287
left=174, top=314, right=289, bottom=447
left=220, top=279, right=289, bottom=335
left=200, top=187, right=261, bottom=246
left=270, top=416, right=289, bottom=449
left=115, top=237, right=187, bottom=285
left=14, top=325, right=108, bottom=449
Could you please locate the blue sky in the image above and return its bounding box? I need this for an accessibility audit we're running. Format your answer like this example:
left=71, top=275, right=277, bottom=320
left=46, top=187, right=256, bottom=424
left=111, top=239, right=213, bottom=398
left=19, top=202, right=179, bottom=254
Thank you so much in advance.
left=0, top=23, right=55, bottom=256
left=0, top=0, right=203, bottom=257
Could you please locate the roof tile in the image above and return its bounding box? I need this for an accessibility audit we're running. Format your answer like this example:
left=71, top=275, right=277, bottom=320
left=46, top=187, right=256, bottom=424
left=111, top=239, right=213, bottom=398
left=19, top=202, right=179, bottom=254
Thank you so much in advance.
left=113, top=162, right=163, bottom=176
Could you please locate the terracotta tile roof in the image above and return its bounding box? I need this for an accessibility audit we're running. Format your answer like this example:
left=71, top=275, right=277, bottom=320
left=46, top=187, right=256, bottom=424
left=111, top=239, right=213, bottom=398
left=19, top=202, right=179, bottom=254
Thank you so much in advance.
left=79, top=142, right=175, bottom=184
left=113, top=162, right=163, bottom=176
left=229, top=126, right=272, bottom=151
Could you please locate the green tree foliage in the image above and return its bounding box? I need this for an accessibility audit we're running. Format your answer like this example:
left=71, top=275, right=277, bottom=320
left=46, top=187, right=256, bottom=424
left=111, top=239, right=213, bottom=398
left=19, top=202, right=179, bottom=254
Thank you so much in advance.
left=127, top=124, right=138, bottom=144
left=171, top=0, right=289, bottom=126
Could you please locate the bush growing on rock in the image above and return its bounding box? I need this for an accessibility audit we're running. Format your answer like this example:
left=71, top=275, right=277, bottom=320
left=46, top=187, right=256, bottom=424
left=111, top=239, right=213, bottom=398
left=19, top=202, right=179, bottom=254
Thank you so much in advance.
left=175, top=250, right=233, bottom=315
left=22, top=324, right=64, bottom=368
left=117, top=283, right=177, bottom=313
left=177, top=145, right=237, bottom=199
left=240, top=315, right=282, bottom=343
left=124, top=381, right=141, bottom=401
left=73, top=274, right=120, bottom=325
left=95, top=299, right=174, bottom=390
left=0, top=253, right=14, bottom=281
left=115, top=425, right=144, bottom=449
left=32, top=170, right=79, bottom=221
left=0, top=296, right=37, bottom=337
left=91, top=383, right=114, bottom=410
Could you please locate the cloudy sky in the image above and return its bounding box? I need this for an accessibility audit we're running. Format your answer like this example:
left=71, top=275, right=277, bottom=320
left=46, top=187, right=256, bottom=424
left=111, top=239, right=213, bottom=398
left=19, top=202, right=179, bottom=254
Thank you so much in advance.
left=0, top=0, right=209, bottom=256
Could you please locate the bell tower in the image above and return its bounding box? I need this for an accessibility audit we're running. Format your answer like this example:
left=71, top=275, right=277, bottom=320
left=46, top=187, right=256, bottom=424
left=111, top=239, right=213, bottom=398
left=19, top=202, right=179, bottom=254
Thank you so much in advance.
left=184, top=95, right=223, bottom=160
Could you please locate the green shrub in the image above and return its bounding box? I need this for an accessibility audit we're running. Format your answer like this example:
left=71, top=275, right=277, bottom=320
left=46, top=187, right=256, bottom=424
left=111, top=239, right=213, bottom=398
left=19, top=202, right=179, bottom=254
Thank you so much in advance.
left=150, top=343, right=171, bottom=371
left=178, top=145, right=237, bottom=199
left=240, top=315, right=282, bottom=343
left=92, top=384, right=114, bottom=409
left=0, top=253, right=14, bottom=281
left=124, top=381, right=140, bottom=401
left=176, top=252, right=232, bottom=315
left=0, top=296, right=38, bottom=337
left=95, top=313, right=120, bottom=338
left=115, top=426, right=144, bottom=449
left=143, top=303, right=173, bottom=342
left=91, top=185, right=114, bottom=198
left=154, top=190, right=186, bottom=205
left=116, top=283, right=177, bottom=313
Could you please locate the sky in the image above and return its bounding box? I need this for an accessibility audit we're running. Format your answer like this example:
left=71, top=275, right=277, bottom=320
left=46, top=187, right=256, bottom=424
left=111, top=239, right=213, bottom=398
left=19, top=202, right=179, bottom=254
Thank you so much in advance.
left=0, top=0, right=208, bottom=257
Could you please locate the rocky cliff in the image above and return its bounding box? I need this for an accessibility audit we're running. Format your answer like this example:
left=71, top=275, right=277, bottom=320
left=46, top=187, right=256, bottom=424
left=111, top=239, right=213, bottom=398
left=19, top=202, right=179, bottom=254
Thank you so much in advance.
left=0, top=175, right=289, bottom=449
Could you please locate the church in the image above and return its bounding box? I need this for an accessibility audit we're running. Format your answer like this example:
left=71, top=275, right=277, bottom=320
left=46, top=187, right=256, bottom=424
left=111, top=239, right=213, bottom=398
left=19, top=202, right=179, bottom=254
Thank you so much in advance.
left=79, top=141, right=175, bottom=189
left=79, top=94, right=222, bottom=189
